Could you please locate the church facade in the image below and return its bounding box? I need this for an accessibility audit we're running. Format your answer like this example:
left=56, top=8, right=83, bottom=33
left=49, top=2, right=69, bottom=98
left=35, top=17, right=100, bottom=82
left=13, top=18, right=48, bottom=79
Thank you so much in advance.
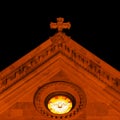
left=0, top=17, right=120, bottom=120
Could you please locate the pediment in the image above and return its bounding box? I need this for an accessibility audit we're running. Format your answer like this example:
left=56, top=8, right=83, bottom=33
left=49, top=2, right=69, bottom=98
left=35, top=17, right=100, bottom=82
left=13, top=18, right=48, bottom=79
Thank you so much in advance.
left=0, top=32, right=120, bottom=94
left=0, top=25, right=120, bottom=119
left=0, top=56, right=120, bottom=119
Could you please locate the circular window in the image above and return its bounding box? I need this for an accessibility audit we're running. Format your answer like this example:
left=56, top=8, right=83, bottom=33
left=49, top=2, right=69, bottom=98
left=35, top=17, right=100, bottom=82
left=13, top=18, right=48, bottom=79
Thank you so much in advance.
left=45, top=92, right=75, bottom=114
left=48, top=95, right=72, bottom=114
left=34, top=81, right=87, bottom=119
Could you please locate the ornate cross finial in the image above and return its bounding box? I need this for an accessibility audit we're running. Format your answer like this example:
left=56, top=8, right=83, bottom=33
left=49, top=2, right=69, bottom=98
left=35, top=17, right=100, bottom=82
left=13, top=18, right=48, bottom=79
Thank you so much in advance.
left=50, top=17, right=71, bottom=32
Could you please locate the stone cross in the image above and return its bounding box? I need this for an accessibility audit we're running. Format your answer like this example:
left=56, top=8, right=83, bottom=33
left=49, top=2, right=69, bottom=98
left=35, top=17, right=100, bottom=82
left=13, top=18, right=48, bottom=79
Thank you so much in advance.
left=50, top=17, right=71, bottom=32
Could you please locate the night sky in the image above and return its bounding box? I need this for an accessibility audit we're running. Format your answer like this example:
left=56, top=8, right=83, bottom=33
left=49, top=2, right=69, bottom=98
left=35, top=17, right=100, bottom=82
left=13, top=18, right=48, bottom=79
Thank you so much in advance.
left=0, top=14, right=120, bottom=72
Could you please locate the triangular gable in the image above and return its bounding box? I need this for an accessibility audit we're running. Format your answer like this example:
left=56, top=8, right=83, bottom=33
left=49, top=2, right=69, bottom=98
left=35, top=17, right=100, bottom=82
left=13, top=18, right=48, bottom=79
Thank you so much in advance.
left=0, top=17, right=120, bottom=120
left=0, top=55, right=120, bottom=119
left=0, top=32, right=120, bottom=94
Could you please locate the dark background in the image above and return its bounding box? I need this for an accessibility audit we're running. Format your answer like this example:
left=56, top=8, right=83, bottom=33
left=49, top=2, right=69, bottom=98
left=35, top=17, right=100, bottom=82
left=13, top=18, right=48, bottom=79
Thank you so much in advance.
left=0, top=7, right=119, bottom=71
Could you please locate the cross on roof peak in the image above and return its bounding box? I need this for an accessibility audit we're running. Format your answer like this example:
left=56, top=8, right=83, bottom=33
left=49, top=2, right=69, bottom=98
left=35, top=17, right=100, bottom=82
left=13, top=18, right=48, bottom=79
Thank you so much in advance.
left=50, top=17, right=71, bottom=32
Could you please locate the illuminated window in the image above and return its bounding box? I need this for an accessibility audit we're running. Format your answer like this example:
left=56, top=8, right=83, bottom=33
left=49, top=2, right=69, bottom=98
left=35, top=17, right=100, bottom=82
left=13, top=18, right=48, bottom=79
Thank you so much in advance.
left=47, top=95, right=72, bottom=114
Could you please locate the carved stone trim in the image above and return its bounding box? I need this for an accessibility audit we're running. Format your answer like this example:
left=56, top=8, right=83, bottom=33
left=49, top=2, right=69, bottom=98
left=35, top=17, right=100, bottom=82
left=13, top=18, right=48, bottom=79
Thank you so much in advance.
left=0, top=33, right=119, bottom=94
left=34, top=81, right=87, bottom=119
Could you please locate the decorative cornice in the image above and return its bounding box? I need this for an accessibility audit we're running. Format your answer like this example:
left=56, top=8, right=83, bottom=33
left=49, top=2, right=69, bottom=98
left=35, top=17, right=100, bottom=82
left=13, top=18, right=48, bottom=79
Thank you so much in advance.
left=0, top=32, right=120, bottom=94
